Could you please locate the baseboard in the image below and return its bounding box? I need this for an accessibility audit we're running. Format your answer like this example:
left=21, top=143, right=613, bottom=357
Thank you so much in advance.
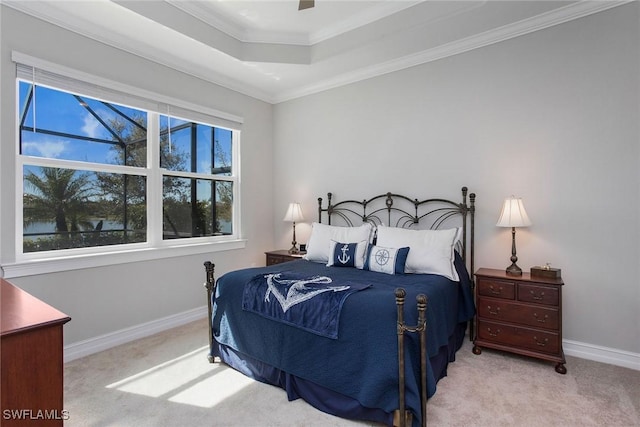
left=63, top=305, right=208, bottom=363
left=564, top=339, right=640, bottom=371
left=63, top=308, right=639, bottom=371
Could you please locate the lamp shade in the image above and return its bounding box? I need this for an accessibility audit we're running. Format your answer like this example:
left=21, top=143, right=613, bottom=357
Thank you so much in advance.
left=283, top=202, right=304, bottom=223
left=496, top=197, right=531, bottom=228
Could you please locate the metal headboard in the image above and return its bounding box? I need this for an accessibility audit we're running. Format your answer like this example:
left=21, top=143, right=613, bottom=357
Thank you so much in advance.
left=317, top=187, right=476, bottom=280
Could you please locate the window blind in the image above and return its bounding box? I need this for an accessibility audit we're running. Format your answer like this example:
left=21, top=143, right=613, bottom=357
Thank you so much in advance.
left=13, top=51, right=243, bottom=130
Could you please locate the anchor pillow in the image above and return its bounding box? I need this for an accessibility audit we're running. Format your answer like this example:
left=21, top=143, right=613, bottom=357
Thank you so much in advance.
left=364, top=245, right=410, bottom=275
left=304, top=222, right=374, bottom=264
left=327, top=240, right=368, bottom=269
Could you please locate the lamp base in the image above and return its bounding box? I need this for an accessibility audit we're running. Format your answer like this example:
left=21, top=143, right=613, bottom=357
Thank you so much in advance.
left=505, top=263, right=523, bottom=276
left=288, top=222, right=300, bottom=255
left=288, top=245, right=300, bottom=255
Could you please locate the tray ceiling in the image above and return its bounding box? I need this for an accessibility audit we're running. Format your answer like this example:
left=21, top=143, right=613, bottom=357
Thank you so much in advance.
left=3, top=0, right=629, bottom=103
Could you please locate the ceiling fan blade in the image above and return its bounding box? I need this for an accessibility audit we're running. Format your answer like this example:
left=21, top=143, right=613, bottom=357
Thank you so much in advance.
left=299, top=0, right=314, bottom=10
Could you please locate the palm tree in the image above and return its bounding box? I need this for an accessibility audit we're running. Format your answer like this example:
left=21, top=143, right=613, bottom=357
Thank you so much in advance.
left=23, top=167, right=95, bottom=240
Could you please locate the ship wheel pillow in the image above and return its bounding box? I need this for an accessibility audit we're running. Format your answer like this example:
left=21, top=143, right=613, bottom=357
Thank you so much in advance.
left=363, top=245, right=410, bottom=275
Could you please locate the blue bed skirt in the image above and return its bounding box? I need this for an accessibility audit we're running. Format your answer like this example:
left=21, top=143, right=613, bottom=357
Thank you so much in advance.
left=212, top=320, right=468, bottom=426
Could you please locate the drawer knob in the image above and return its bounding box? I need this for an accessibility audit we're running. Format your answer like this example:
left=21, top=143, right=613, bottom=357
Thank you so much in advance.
left=534, top=336, right=548, bottom=347
left=487, top=327, right=501, bottom=337
left=530, top=290, right=545, bottom=300
left=533, top=312, right=548, bottom=323
left=489, top=285, right=503, bottom=295
left=487, top=306, right=501, bottom=316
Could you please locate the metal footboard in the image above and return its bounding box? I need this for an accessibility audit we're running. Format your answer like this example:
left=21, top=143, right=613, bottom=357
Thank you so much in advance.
left=204, top=261, right=216, bottom=364
left=395, top=288, right=428, bottom=427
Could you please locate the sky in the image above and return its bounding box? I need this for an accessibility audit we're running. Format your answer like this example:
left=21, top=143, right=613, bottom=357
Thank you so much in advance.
left=18, top=81, right=232, bottom=173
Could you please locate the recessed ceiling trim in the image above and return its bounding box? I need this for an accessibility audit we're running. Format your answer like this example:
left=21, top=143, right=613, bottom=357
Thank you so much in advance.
left=3, top=0, right=632, bottom=106
left=308, top=1, right=423, bottom=44
left=1, top=0, right=276, bottom=103
left=166, top=0, right=311, bottom=45
left=273, top=0, right=633, bottom=103
left=169, top=0, right=423, bottom=46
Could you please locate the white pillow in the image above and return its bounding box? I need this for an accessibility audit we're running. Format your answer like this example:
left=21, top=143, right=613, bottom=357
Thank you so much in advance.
left=304, top=222, right=373, bottom=264
left=376, top=226, right=460, bottom=281
left=454, top=226, right=464, bottom=255
left=326, top=240, right=368, bottom=269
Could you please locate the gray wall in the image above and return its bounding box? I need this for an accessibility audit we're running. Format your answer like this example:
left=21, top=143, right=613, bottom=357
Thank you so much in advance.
left=0, top=7, right=274, bottom=345
left=1, top=3, right=638, bottom=358
left=273, top=4, right=640, bottom=354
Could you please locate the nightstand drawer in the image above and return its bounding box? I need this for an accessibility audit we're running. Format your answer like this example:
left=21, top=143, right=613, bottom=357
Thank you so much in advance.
left=265, top=250, right=304, bottom=266
left=477, top=319, right=560, bottom=355
left=477, top=278, right=515, bottom=300
left=477, top=297, right=559, bottom=330
left=266, top=255, right=288, bottom=266
left=518, top=283, right=559, bottom=306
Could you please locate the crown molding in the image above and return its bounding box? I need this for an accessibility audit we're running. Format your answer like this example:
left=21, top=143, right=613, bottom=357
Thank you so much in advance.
left=2, top=0, right=632, bottom=105
left=273, top=0, right=633, bottom=103
left=1, top=0, right=277, bottom=103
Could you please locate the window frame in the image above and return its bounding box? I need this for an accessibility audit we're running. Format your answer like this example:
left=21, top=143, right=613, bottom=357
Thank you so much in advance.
left=3, top=52, right=245, bottom=279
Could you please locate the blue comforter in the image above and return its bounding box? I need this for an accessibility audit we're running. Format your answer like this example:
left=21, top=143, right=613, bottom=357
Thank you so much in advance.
left=242, top=271, right=372, bottom=339
left=212, top=257, right=474, bottom=425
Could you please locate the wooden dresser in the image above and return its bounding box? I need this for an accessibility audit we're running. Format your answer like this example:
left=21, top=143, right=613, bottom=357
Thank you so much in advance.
left=473, top=268, right=566, bottom=374
left=265, top=250, right=305, bottom=266
left=1, top=278, right=71, bottom=426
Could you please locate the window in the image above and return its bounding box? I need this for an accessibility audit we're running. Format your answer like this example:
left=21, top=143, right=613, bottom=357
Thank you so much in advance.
left=159, top=117, right=234, bottom=239
left=15, top=57, right=241, bottom=264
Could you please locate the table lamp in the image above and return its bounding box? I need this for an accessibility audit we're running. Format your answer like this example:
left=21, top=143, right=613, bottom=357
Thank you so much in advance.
left=496, top=196, right=531, bottom=275
left=283, top=202, right=304, bottom=254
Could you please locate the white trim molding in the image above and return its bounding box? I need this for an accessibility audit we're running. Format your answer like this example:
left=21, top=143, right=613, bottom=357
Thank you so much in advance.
left=273, top=0, right=633, bottom=103
left=63, top=305, right=208, bottom=363
left=564, top=339, right=640, bottom=372
left=63, top=307, right=640, bottom=372
left=2, top=0, right=632, bottom=104
left=1, top=239, right=246, bottom=279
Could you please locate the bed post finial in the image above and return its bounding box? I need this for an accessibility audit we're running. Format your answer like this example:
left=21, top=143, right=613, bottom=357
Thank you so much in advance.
left=317, top=197, right=323, bottom=223
left=204, top=261, right=215, bottom=288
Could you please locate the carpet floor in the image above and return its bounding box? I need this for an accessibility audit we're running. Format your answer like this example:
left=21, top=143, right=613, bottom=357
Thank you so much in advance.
left=64, top=318, right=640, bottom=426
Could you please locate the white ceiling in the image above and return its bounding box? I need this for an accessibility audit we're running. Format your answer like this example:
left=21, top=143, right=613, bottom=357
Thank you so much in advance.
left=3, top=0, right=629, bottom=104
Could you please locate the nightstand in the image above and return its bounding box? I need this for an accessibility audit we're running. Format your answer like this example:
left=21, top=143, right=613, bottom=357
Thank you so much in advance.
left=265, top=250, right=305, bottom=266
left=473, top=268, right=566, bottom=374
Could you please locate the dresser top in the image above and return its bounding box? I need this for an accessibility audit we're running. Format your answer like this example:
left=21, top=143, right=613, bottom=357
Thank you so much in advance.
left=265, top=249, right=305, bottom=257
left=475, top=268, right=564, bottom=285
left=1, top=278, right=71, bottom=337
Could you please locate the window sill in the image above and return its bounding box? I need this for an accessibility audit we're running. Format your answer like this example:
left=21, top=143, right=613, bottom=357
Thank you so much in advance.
left=0, top=239, right=247, bottom=279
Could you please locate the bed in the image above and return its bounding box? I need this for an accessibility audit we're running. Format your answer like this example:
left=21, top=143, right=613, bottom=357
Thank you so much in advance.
left=204, top=187, right=476, bottom=427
